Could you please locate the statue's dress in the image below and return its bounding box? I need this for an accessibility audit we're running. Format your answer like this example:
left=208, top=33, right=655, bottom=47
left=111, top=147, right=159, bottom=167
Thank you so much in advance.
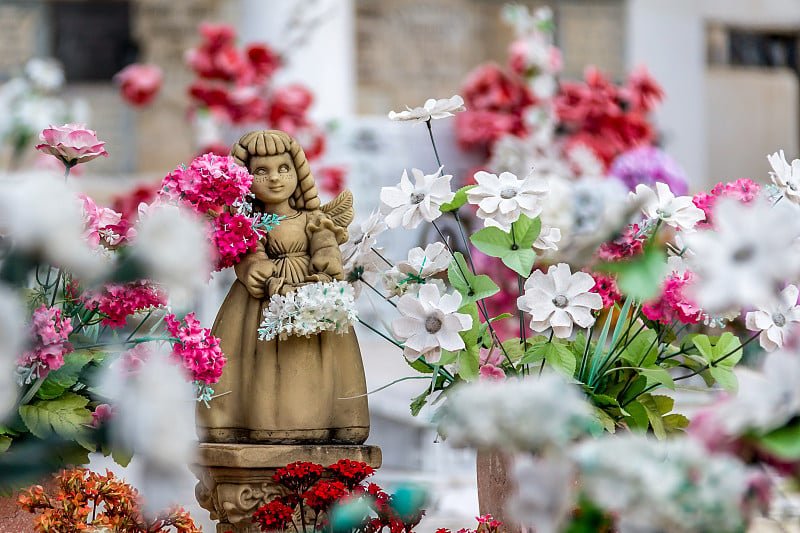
left=197, top=210, right=370, bottom=444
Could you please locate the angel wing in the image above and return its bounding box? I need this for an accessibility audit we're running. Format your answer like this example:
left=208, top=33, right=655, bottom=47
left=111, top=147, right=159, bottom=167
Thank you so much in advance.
left=320, top=189, right=354, bottom=245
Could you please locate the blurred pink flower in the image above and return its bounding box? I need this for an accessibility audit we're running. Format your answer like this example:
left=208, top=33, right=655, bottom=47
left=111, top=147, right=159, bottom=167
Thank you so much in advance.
left=479, top=364, right=506, bottom=381
left=18, top=305, right=73, bottom=379
left=89, top=403, right=115, bottom=428
left=35, top=123, right=108, bottom=167
left=114, top=63, right=163, bottom=107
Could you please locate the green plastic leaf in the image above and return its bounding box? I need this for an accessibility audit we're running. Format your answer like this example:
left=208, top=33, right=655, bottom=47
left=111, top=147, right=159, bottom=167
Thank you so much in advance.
left=522, top=341, right=576, bottom=376
left=457, top=302, right=481, bottom=346
left=601, top=246, right=666, bottom=301
left=639, top=395, right=667, bottom=439
left=501, top=249, right=537, bottom=278
left=410, top=390, right=429, bottom=417
left=36, top=350, right=94, bottom=400
left=693, top=332, right=743, bottom=368
left=624, top=400, right=649, bottom=431
left=458, top=345, right=480, bottom=381
left=440, top=185, right=475, bottom=212
left=663, top=413, right=690, bottom=433
left=406, top=357, right=433, bottom=374
left=709, top=366, right=738, bottom=393
left=448, top=252, right=500, bottom=304
left=758, top=424, right=800, bottom=460
left=0, top=435, right=10, bottom=453
left=500, top=339, right=525, bottom=362
left=470, top=226, right=514, bottom=258
left=437, top=349, right=458, bottom=366
left=619, top=327, right=659, bottom=368
left=640, top=368, right=675, bottom=390
left=19, top=392, right=93, bottom=441
left=469, top=215, right=541, bottom=277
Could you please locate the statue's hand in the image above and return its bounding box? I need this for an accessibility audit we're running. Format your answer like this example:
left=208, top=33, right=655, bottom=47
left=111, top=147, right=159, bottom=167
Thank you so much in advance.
left=244, top=261, right=276, bottom=299
left=310, top=254, right=343, bottom=279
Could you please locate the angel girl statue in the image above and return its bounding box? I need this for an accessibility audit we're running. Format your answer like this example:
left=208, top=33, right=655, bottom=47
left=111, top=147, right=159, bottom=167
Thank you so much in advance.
left=197, top=130, right=369, bottom=444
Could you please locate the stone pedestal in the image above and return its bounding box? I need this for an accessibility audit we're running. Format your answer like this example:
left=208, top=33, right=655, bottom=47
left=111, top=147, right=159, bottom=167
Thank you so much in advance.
left=194, top=443, right=382, bottom=533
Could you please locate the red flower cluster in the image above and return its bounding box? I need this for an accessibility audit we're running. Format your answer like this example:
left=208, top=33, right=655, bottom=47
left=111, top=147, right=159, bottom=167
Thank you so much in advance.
left=327, top=458, right=376, bottom=490
left=273, top=461, right=326, bottom=493
left=212, top=212, right=261, bottom=270
left=114, top=63, right=163, bottom=107
left=83, top=281, right=167, bottom=329
left=641, top=270, right=703, bottom=325
left=161, top=153, right=253, bottom=215
left=112, top=182, right=159, bottom=223
left=165, top=313, right=226, bottom=385
left=692, top=178, right=761, bottom=228
left=303, top=480, right=349, bottom=512
left=595, top=223, right=647, bottom=262
left=554, top=66, right=661, bottom=168
left=252, top=500, right=295, bottom=531
left=589, top=272, right=623, bottom=310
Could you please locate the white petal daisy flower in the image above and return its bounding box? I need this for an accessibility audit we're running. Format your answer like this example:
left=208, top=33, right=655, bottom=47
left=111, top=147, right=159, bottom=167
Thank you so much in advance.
left=379, top=167, right=455, bottom=229
left=385, top=242, right=452, bottom=297
left=629, top=181, right=704, bottom=231
left=745, top=284, right=800, bottom=351
left=767, top=150, right=800, bottom=204
left=685, top=197, right=800, bottom=314
left=534, top=224, right=561, bottom=252
left=387, top=95, right=466, bottom=123
left=341, top=210, right=387, bottom=274
left=467, top=169, right=549, bottom=232
left=517, top=263, right=602, bottom=338
left=390, top=283, right=473, bottom=364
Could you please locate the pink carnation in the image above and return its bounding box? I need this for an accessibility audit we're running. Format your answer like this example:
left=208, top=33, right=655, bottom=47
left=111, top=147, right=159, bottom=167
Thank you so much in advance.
left=165, top=313, right=226, bottom=385
left=161, top=153, right=253, bottom=214
left=479, top=364, right=506, bottom=381
left=641, top=271, right=703, bottom=325
left=455, top=110, right=519, bottom=152
left=35, top=123, right=108, bottom=167
left=692, top=178, right=761, bottom=228
left=89, top=403, right=115, bottom=428
left=114, top=63, right=163, bottom=107
left=78, top=193, right=134, bottom=248
left=84, top=281, right=167, bottom=328
left=18, top=305, right=73, bottom=379
left=596, top=224, right=646, bottom=262
left=589, top=272, right=622, bottom=309
left=212, top=212, right=260, bottom=271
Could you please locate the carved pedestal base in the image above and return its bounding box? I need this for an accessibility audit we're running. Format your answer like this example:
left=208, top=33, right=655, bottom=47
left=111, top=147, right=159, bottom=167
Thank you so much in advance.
left=194, top=443, right=382, bottom=533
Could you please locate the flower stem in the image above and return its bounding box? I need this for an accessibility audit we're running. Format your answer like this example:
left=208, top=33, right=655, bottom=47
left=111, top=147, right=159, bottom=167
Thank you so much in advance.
left=63, top=164, right=71, bottom=182
left=371, top=247, right=394, bottom=268
left=75, top=336, right=175, bottom=351
left=360, top=278, right=396, bottom=308
left=426, top=120, right=442, bottom=168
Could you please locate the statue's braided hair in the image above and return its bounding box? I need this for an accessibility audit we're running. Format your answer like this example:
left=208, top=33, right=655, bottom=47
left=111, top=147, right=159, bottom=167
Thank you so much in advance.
left=229, top=130, right=320, bottom=210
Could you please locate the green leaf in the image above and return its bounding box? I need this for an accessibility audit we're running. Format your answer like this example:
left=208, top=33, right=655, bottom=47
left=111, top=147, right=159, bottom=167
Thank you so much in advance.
left=624, top=400, right=649, bottom=431
left=693, top=332, right=743, bottom=368
left=639, top=395, right=668, bottom=439
left=19, top=392, right=93, bottom=441
left=440, top=185, right=475, bottom=212
left=522, top=341, right=576, bottom=376
left=458, top=345, right=480, bottom=381
left=448, top=252, right=500, bottom=304
left=0, top=436, right=10, bottom=453
left=500, top=339, right=525, bottom=362
left=410, top=390, right=429, bottom=417
left=663, top=413, right=690, bottom=433
left=758, top=424, right=800, bottom=460
left=437, top=350, right=458, bottom=366
left=619, top=328, right=659, bottom=368
left=457, top=301, right=481, bottom=346
left=406, top=357, right=433, bottom=374
left=36, top=350, right=94, bottom=400
left=470, top=215, right=541, bottom=277
left=600, top=246, right=666, bottom=301
left=709, top=366, right=738, bottom=393
left=490, top=313, right=513, bottom=322
left=640, top=368, right=675, bottom=390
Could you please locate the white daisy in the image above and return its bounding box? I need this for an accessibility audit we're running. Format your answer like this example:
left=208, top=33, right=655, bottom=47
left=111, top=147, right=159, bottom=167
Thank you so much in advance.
left=684, top=197, right=800, bottom=314
left=517, top=263, right=602, bottom=338
left=767, top=150, right=800, bottom=204
left=379, top=167, right=455, bottom=229
left=341, top=210, right=387, bottom=274
left=534, top=224, right=561, bottom=252
left=467, top=170, right=548, bottom=232
left=629, top=181, right=704, bottom=231
left=390, top=283, right=472, bottom=364
left=387, top=95, right=465, bottom=123
left=385, top=242, right=452, bottom=297
left=745, top=284, right=800, bottom=351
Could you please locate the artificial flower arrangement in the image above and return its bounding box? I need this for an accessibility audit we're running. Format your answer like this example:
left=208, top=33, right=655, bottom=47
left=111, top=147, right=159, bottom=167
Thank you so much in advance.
left=17, top=467, right=201, bottom=532
left=252, top=459, right=425, bottom=533
left=0, top=122, right=285, bottom=500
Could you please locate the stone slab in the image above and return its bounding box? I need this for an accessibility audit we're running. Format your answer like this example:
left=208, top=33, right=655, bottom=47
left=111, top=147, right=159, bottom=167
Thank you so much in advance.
left=196, top=442, right=382, bottom=469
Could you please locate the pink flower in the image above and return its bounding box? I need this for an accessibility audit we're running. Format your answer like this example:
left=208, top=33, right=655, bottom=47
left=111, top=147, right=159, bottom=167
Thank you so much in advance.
left=114, top=63, right=163, bottom=107
left=83, top=281, right=167, bottom=329
left=245, top=43, right=282, bottom=82
left=78, top=193, right=134, bottom=248
left=268, top=84, right=314, bottom=124
left=479, top=364, right=506, bottom=381
left=161, top=153, right=253, bottom=214
left=89, top=403, right=115, bottom=428
left=595, top=224, right=646, bottom=262
left=692, top=178, right=761, bottom=228
left=117, top=343, right=152, bottom=375
left=111, top=183, right=159, bottom=223
left=212, top=212, right=260, bottom=271
left=165, top=313, right=226, bottom=385
left=588, top=273, right=622, bottom=309
left=623, top=64, right=664, bottom=113
left=315, top=165, right=347, bottom=196
left=35, top=123, right=108, bottom=167
left=461, top=63, right=535, bottom=114
left=641, top=271, right=703, bottom=325
left=455, top=110, right=519, bottom=151
left=18, top=305, right=73, bottom=379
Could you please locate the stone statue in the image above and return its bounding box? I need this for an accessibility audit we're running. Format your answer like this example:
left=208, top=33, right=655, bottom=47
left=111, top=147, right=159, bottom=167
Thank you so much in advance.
left=197, top=130, right=370, bottom=445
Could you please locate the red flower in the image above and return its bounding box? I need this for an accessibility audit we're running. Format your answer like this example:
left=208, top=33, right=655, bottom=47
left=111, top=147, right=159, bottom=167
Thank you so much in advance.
left=252, top=500, right=295, bottom=532
left=588, top=273, right=622, bottom=310
left=273, top=461, right=325, bottom=493
left=302, top=480, right=348, bottom=513
left=212, top=212, right=261, bottom=270
left=315, top=165, right=347, bottom=196
left=461, top=63, right=535, bottom=114
left=268, top=84, right=314, bottom=124
left=327, top=459, right=375, bottom=490
left=455, top=110, right=519, bottom=152
left=111, top=182, right=159, bottom=223
left=623, top=64, right=664, bottom=113
left=246, top=43, right=282, bottom=82
left=596, top=223, right=646, bottom=262
left=83, top=281, right=167, bottom=329
left=114, top=64, right=163, bottom=107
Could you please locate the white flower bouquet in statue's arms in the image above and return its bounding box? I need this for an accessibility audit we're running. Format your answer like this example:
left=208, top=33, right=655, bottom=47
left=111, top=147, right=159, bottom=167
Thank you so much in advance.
left=258, top=280, right=358, bottom=341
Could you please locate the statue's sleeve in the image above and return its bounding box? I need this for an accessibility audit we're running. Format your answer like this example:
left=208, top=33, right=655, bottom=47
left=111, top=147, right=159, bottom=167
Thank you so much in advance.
left=233, top=238, right=272, bottom=284
left=307, top=212, right=345, bottom=280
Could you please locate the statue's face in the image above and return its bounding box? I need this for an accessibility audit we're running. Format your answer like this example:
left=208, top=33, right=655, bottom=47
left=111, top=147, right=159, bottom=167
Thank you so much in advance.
left=249, top=152, right=298, bottom=205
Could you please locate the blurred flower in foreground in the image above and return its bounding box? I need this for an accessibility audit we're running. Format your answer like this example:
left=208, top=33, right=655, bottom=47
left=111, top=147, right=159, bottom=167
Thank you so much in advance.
left=99, top=349, right=197, bottom=516
left=745, top=284, right=800, bottom=351
left=114, top=63, right=164, bottom=107
left=388, top=95, right=465, bottom=123
left=509, top=454, right=574, bottom=533
left=437, top=374, right=596, bottom=452
left=379, top=167, right=455, bottom=229
left=35, top=123, right=108, bottom=168
left=0, top=286, right=25, bottom=418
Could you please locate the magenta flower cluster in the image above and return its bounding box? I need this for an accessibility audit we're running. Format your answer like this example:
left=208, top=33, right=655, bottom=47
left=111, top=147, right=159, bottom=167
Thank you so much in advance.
left=84, top=281, right=167, bottom=329
left=212, top=212, right=261, bottom=270
left=692, top=178, right=761, bottom=228
left=161, top=153, right=253, bottom=215
left=641, top=271, right=703, bottom=325
left=165, top=313, right=226, bottom=385
left=18, top=305, right=74, bottom=379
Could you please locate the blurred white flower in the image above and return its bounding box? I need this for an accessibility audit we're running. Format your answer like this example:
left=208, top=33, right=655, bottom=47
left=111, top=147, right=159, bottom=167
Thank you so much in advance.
left=379, top=167, right=454, bottom=229
left=130, top=204, right=212, bottom=306
left=467, top=170, right=548, bottom=232
left=745, top=284, right=800, bottom=351
left=534, top=224, right=561, bottom=252
left=0, top=285, right=25, bottom=418
left=437, top=374, right=595, bottom=452
left=0, top=175, right=107, bottom=279
left=99, top=349, right=197, bottom=516
left=518, top=263, right=602, bottom=338
left=574, top=434, right=749, bottom=533
left=630, top=182, right=704, bottom=231
left=385, top=242, right=451, bottom=297
left=509, top=454, right=575, bottom=533
left=391, top=283, right=471, bottom=364
left=685, top=197, right=800, bottom=314
left=767, top=150, right=800, bottom=204
left=341, top=210, right=387, bottom=274
left=25, top=58, right=64, bottom=92
left=387, top=95, right=465, bottom=123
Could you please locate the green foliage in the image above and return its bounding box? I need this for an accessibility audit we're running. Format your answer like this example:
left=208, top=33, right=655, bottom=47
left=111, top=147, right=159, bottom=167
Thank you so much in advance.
left=757, top=424, right=800, bottom=460
left=470, top=214, right=540, bottom=277
left=448, top=254, right=500, bottom=305
left=439, top=185, right=475, bottom=212
left=522, top=340, right=576, bottom=376
left=19, top=392, right=94, bottom=449
left=36, top=349, right=95, bottom=400
left=599, top=245, right=666, bottom=301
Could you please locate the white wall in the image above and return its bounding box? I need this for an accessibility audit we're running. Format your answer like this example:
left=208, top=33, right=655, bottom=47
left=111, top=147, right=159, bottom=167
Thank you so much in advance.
left=626, top=0, right=706, bottom=188
left=238, top=0, right=355, bottom=122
